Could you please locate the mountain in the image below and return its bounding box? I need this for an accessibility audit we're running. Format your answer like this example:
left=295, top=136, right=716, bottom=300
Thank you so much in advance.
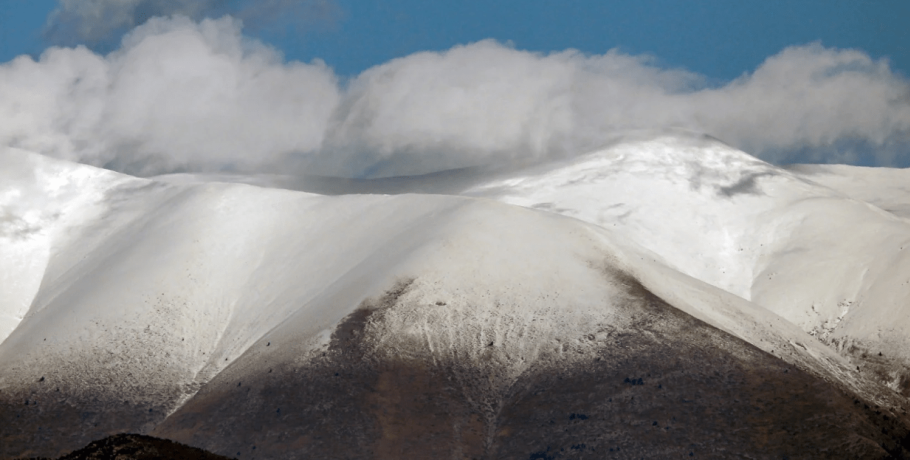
left=2, top=132, right=910, bottom=459
left=464, top=133, right=910, bottom=398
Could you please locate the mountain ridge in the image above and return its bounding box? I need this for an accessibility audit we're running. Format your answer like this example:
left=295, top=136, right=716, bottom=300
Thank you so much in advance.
left=3, top=135, right=910, bottom=458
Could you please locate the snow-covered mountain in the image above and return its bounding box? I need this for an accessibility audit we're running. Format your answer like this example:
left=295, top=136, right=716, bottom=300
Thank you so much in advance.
left=2, top=132, right=910, bottom=459
left=465, top=133, right=910, bottom=394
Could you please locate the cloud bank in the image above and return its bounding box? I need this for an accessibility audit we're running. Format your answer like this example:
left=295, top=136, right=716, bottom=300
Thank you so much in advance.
left=2, top=16, right=909, bottom=177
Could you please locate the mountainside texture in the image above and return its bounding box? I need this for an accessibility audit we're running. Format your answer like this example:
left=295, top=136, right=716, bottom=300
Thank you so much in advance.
left=154, top=278, right=910, bottom=459
left=3, top=133, right=910, bottom=459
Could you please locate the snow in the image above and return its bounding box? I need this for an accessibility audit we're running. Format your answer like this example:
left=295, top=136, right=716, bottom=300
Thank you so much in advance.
left=2, top=132, right=910, bottom=457
left=0, top=147, right=134, bottom=341
left=0, top=179, right=475, bottom=406
left=465, top=132, right=910, bottom=364
left=787, top=163, right=910, bottom=219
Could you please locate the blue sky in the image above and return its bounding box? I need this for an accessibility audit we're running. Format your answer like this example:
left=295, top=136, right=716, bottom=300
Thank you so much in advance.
left=299, top=0, right=910, bottom=81
left=2, top=0, right=908, bottom=80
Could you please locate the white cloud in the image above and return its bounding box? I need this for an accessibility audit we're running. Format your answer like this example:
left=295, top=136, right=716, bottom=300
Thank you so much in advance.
left=2, top=16, right=339, bottom=175
left=685, top=44, right=910, bottom=163
left=314, top=43, right=708, bottom=176
left=315, top=40, right=910, bottom=176
left=2, top=16, right=909, bottom=177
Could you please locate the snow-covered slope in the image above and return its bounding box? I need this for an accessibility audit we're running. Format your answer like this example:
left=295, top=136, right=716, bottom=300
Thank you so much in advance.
left=2, top=138, right=910, bottom=459
left=465, top=133, right=910, bottom=396
left=0, top=148, right=135, bottom=342
left=788, top=163, right=910, bottom=219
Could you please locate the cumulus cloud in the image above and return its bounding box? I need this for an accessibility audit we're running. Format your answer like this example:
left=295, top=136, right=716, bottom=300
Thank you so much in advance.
left=1, top=16, right=338, bottom=175
left=687, top=45, right=910, bottom=164
left=2, top=16, right=909, bottom=177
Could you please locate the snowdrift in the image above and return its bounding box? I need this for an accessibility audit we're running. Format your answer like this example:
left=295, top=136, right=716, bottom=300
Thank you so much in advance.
left=2, top=134, right=910, bottom=459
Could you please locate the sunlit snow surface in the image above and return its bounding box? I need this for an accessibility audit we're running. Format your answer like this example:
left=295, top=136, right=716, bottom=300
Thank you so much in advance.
left=465, top=134, right=910, bottom=357
left=3, top=133, right=910, bottom=458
